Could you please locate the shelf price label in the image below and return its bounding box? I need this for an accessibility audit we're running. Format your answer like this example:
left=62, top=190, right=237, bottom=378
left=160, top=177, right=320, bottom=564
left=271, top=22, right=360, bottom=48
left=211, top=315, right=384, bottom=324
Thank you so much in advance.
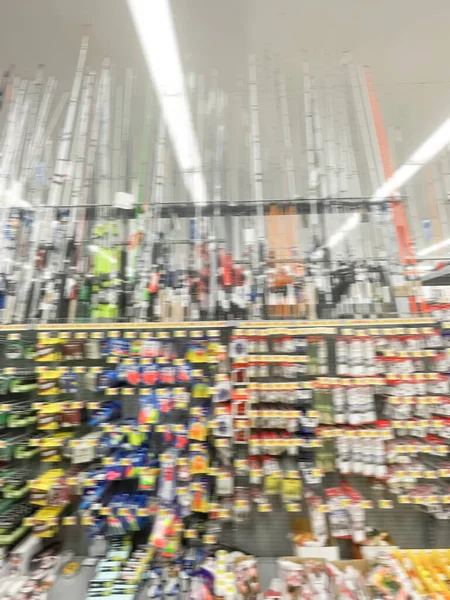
left=398, top=495, right=411, bottom=504
left=203, top=534, right=216, bottom=544
left=184, top=529, right=197, bottom=539
left=378, top=499, right=393, bottom=509
left=105, top=388, right=119, bottom=396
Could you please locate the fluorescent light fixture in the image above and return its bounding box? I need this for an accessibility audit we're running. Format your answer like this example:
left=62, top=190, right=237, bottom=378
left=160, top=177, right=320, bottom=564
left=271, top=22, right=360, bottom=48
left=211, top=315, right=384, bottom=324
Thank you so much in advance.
left=417, top=238, right=450, bottom=257
left=411, top=119, right=450, bottom=163
left=127, top=0, right=207, bottom=206
left=325, top=118, right=450, bottom=249
left=327, top=213, right=361, bottom=249
left=372, top=118, right=450, bottom=202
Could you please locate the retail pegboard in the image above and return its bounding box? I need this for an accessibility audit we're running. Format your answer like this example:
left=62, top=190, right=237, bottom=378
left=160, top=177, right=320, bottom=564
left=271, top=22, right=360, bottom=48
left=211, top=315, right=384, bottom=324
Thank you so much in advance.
left=0, top=317, right=449, bottom=563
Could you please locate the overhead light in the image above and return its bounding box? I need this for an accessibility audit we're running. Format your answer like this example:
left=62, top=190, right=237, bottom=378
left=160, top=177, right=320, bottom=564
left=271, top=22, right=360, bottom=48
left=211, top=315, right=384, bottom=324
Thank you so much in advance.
left=325, top=118, right=450, bottom=249
left=127, top=0, right=207, bottom=206
left=372, top=118, right=450, bottom=202
left=327, top=213, right=361, bottom=249
left=410, top=119, right=450, bottom=164
left=417, top=238, right=450, bottom=257
left=371, top=164, right=417, bottom=201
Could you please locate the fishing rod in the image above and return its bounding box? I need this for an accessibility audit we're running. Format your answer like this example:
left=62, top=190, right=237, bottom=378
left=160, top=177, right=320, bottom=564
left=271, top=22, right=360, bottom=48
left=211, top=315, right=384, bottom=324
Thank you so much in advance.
left=73, top=58, right=109, bottom=322
left=14, top=76, right=58, bottom=324
left=248, top=55, right=267, bottom=320
left=277, top=66, right=301, bottom=319
left=136, top=116, right=166, bottom=322
left=90, top=60, right=115, bottom=322
left=2, top=80, right=32, bottom=323
left=0, top=66, right=13, bottom=114
left=6, top=67, right=50, bottom=323
left=188, top=72, right=205, bottom=322
left=55, top=71, right=95, bottom=323
left=209, top=80, right=224, bottom=320
left=125, top=85, right=152, bottom=321
left=0, top=78, right=27, bottom=306
left=117, top=68, right=133, bottom=321
left=36, top=36, right=89, bottom=323
left=16, top=65, right=44, bottom=187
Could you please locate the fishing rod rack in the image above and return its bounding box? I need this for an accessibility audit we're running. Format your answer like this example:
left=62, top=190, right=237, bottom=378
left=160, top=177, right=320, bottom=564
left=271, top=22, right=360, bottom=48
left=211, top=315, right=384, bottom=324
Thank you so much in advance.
left=0, top=37, right=433, bottom=329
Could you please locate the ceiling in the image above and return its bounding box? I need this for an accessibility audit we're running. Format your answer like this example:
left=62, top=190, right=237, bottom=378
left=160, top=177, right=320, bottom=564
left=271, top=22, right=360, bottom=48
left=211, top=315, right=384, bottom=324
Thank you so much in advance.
left=1, top=0, right=450, bottom=249
left=1, top=0, right=449, bottom=150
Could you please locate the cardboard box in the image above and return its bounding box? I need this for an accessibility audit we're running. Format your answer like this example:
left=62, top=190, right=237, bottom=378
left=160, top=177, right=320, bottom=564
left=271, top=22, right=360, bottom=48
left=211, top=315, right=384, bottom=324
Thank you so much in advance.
left=360, top=544, right=397, bottom=559
left=291, top=517, right=340, bottom=560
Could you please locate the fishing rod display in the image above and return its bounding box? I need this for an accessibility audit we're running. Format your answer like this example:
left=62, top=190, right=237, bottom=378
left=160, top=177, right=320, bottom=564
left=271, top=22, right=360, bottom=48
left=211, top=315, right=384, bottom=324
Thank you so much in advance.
left=0, top=41, right=433, bottom=326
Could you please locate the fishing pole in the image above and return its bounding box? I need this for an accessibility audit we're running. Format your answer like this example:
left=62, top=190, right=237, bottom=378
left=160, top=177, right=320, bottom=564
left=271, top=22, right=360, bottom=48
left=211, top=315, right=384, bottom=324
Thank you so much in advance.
left=37, top=36, right=89, bottom=323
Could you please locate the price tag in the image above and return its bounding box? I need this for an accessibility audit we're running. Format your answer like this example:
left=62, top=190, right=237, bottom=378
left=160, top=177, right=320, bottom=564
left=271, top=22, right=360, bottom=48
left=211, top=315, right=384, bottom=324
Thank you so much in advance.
left=378, top=499, right=393, bottom=509
left=174, top=330, right=187, bottom=338
left=203, top=534, right=216, bottom=544
left=258, top=503, right=272, bottom=512
left=124, top=331, right=136, bottom=339
left=106, top=356, right=120, bottom=364
left=184, top=529, right=197, bottom=539
left=286, top=503, right=300, bottom=512
left=398, top=495, right=411, bottom=504
left=360, top=500, right=373, bottom=509
left=218, top=508, right=230, bottom=519
left=7, top=333, right=20, bottom=340
left=62, top=516, right=77, bottom=526
left=121, top=388, right=135, bottom=396
left=108, top=331, right=120, bottom=338
left=105, top=388, right=119, bottom=396
left=87, top=402, right=100, bottom=410
left=90, top=332, right=104, bottom=339
left=311, top=469, right=324, bottom=478
left=75, top=332, right=88, bottom=339
left=426, top=495, right=440, bottom=504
